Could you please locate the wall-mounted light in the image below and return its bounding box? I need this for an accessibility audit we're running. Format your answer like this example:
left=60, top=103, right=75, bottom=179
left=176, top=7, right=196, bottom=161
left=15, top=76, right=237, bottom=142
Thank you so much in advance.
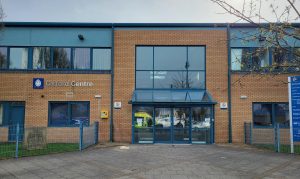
left=78, top=34, right=85, bottom=41
left=240, top=95, right=248, bottom=99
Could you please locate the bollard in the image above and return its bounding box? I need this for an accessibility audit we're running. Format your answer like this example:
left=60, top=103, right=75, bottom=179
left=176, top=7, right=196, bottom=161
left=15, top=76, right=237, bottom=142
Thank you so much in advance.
left=79, top=121, right=83, bottom=151
left=15, top=123, right=19, bottom=159
left=94, top=121, right=99, bottom=145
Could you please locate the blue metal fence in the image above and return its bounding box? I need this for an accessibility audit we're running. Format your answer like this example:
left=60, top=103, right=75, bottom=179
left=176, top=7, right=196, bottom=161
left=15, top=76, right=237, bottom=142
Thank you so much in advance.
left=0, top=121, right=99, bottom=159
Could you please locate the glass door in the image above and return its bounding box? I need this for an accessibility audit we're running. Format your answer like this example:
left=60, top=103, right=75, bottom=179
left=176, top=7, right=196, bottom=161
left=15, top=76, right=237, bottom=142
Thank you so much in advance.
left=173, top=108, right=190, bottom=143
left=154, top=108, right=171, bottom=143
left=191, top=107, right=212, bottom=144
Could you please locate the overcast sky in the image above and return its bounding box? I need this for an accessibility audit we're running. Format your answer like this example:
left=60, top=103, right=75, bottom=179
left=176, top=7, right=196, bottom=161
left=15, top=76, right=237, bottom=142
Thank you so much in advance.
left=1, top=0, right=300, bottom=23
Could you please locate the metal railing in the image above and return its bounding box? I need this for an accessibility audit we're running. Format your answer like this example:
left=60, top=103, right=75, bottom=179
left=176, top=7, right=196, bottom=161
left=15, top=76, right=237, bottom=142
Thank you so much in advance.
left=244, top=122, right=300, bottom=154
left=0, top=121, right=99, bottom=159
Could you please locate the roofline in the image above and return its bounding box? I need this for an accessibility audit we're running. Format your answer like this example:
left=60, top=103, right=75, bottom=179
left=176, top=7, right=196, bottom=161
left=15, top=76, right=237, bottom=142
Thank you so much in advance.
left=3, top=22, right=300, bottom=28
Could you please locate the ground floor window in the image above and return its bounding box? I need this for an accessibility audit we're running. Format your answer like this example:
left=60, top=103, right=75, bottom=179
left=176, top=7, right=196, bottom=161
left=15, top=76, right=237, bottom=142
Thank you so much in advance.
left=49, top=101, right=89, bottom=127
left=253, top=103, right=289, bottom=128
left=133, top=105, right=213, bottom=144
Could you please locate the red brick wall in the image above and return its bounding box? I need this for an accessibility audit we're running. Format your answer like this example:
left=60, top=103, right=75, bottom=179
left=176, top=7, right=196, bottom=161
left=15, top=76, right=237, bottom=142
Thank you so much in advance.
left=113, top=30, right=229, bottom=143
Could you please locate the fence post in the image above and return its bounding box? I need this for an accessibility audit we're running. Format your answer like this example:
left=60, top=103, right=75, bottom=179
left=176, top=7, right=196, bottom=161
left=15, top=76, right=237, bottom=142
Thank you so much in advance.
left=244, top=122, right=246, bottom=144
left=250, top=123, right=253, bottom=145
left=79, top=121, right=83, bottom=151
left=276, top=123, right=280, bottom=153
left=15, top=123, right=19, bottom=159
left=94, top=121, right=99, bottom=145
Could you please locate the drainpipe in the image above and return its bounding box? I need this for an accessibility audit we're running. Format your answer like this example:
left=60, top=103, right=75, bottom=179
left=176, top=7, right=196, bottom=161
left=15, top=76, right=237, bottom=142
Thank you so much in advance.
left=110, top=25, right=115, bottom=142
left=227, top=24, right=232, bottom=143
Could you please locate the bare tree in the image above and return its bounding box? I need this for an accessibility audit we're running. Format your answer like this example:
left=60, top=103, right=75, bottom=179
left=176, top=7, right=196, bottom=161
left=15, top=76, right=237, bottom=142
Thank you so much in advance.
left=211, top=0, right=300, bottom=79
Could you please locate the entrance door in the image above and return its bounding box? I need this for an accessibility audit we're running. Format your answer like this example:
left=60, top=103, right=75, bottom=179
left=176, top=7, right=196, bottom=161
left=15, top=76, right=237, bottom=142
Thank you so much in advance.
left=173, top=108, right=190, bottom=143
left=154, top=108, right=171, bottom=143
left=191, top=107, right=212, bottom=144
left=8, top=103, right=25, bottom=141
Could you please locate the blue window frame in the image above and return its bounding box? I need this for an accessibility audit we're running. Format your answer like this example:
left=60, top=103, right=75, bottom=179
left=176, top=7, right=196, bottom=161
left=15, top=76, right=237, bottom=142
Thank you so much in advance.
left=0, top=46, right=111, bottom=71
left=136, top=46, right=206, bottom=90
left=48, top=101, right=90, bottom=127
left=252, top=102, right=289, bottom=128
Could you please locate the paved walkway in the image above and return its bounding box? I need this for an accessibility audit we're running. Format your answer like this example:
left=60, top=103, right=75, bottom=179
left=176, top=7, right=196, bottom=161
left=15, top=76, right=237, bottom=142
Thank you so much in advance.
left=0, top=144, right=299, bottom=179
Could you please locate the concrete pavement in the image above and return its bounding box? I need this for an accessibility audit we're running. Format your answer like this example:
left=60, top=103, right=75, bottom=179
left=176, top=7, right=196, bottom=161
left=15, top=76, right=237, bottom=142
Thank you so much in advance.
left=0, top=144, right=299, bottom=179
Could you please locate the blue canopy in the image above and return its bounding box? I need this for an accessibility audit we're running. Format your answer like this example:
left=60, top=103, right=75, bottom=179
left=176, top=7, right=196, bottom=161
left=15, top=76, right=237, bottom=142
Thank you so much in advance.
left=131, top=90, right=216, bottom=104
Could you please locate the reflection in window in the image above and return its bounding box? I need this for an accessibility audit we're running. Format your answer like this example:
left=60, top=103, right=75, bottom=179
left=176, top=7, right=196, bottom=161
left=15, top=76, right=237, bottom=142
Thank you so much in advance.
left=0, top=104, right=3, bottom=125
left=192, top=107, right=211, bottom=128
left=73, top=48, right=90, bottom=69
left=9, top=48, right=28, bottom=69
left=154, top=47, right=187, bottom=70
left=252, top=48, right=269, bottom=69
left=173, top=108, right=190, bottom=128
left=136, top=47, right=153, bottom=70
left=253, top=104, right=272, bottom=127
left=49, top=102, right=89, bottom=127
left=272, top=48, right=290, bottom=66
left=92, top=49, right=111, bottom=70
left=136, top=46, right=206, bottom=89
left=0, top=47, right=8, bottom=69
left=49, top=103, right=69, bottom=126
left=231, top=48, right=251, bottom=71
left=53, top=48, right=71, bottom=69
left=155, top=108, right=171, bottom=128
left=33, top=47, right=51, bottom=69
left=275, top=104, right=289, bottom=127
left=71, top=103, right=89, bottom=126
left=134, top=106, right=154, bottom=143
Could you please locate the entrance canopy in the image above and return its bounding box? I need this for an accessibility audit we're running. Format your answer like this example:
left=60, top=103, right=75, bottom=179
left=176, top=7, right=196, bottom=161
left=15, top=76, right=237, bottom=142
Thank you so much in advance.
left=130, top=90, right=216, bottom=104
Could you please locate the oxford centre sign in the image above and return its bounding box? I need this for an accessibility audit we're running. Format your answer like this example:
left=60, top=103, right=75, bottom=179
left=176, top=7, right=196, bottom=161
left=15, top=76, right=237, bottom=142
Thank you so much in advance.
left=288, top=76, right=300, bottom=154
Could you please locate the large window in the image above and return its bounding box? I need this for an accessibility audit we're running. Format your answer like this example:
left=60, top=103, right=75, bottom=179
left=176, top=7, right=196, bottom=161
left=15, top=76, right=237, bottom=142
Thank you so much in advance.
left=0, top=46, right=111, bottom=71
left=9, top=48, right=28, bottom=69
left=136, top=46, right=205, bottom=89
left=231, top=48, right=269, bottom=71
left=253, top=103, right=289, bottom=128
left=49, top=102, right=89, bottom=127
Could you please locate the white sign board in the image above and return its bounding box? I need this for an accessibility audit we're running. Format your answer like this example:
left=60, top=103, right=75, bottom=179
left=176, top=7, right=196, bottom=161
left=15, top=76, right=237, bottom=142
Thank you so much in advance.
left=220, top=102, right=228, bottom=109
left=114, top=102, right=122, bottom=109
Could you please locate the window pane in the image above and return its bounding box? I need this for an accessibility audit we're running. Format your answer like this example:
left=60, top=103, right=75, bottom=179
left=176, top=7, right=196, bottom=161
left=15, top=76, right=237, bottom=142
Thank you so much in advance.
left=188, top=71, right=205, bottom=89
left=71, top=103, right=89, bottom=126
left=252, top=48, right=269, bottom=69
left=253, top=104, right=272, bottom=127
left=188, top=47, right=205, bottom=70
left=0, top=47, right=8, bottom=69
left=53, top=48, right=71, bottom=69
left=192, top=107, right=211, bottom=129
left=154, top=71, right=187, bottom=89
left=92, top=49, right=111, bottom=70
left=134, top=106, right=154, bottom=143
left=136, top=47, right=153, bottom=70
left=33, top=47, right=51, bottom=69
left=231, top=48, right=251, bottom=71
left=0, top=104, right=3, bottom=125
left=73, top=48, right=90, bottom=69
left=275, top=104, right=289, bottom=127
left=50, top=103, right=68, bottom=126
left=155, top=108, right=171, bottom=128
left=9, top=48, right=28, bottom=69
left=272, top=48, right=290, bottom=66
left=154, top=47, right=187, bottom=70
left=136, top=71, right=153, bottom=88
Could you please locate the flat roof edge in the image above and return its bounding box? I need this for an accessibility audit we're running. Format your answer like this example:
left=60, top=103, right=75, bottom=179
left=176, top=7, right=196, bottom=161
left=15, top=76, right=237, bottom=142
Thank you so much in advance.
left=3, top=22, right=300, bottom=28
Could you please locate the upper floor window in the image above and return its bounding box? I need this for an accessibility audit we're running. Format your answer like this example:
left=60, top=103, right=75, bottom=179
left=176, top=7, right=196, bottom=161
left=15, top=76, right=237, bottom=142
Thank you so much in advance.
left=231, top=47, right=299, bottom=72
left=0, top=47, right=8, bottom=69
left=136, top=46, right=205, bottom=89
left=53, top=48, right=71, bottom=69
left=0, top=46, right=111, bottom=71
left=231, top=48, right=269, bottom=71
left=33, top=47, right=51, bottom=69
left=9, top=48, right=28, bottom=69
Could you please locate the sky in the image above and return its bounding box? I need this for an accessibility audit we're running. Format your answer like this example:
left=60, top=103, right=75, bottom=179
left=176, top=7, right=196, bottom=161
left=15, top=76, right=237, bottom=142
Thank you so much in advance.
left=1, top=0, right=300, bottom=23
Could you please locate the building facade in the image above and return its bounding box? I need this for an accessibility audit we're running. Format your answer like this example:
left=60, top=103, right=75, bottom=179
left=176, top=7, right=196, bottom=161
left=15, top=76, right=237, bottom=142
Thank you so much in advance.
left=0, top=23, right=299, bottom=144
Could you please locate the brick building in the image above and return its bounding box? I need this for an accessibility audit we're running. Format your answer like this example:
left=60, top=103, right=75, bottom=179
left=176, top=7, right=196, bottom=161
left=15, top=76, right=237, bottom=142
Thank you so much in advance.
left=0, top=23, right=299, bottom=144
